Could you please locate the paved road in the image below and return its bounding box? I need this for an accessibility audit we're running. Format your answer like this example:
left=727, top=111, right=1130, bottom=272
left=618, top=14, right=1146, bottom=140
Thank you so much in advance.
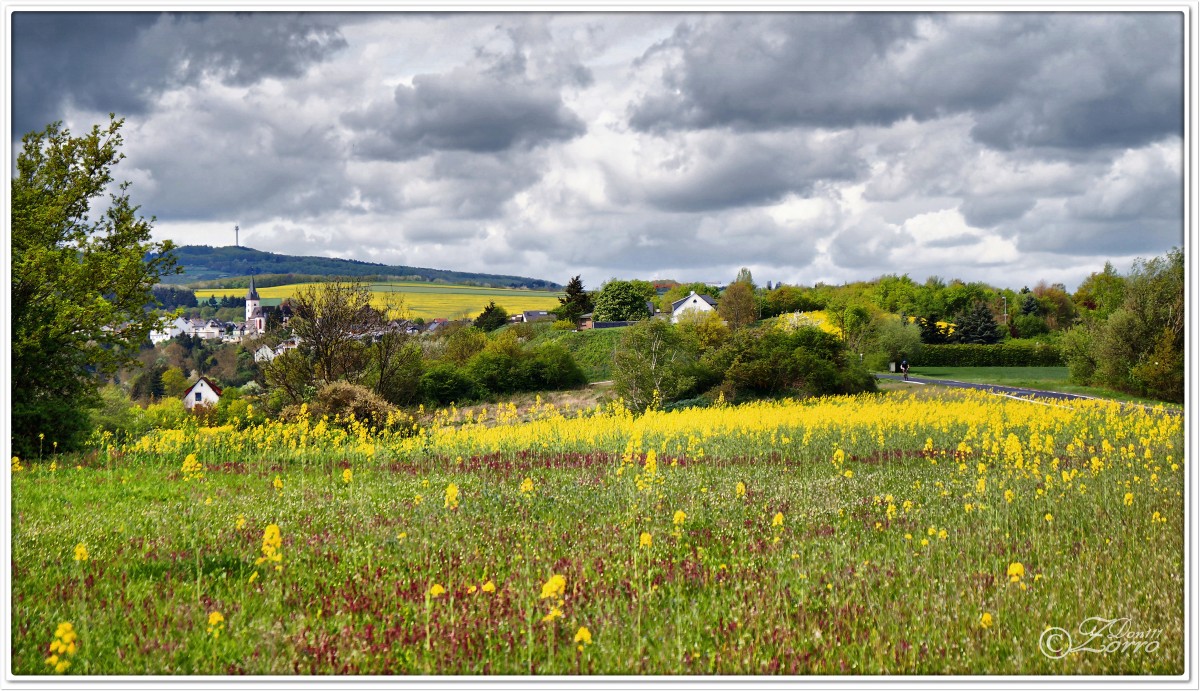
left=874, top=373, right=1180, bottom=415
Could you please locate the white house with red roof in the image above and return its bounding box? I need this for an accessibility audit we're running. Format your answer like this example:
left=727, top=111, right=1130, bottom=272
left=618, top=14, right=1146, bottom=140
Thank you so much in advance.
left=183, top=377, right=222, bottom=409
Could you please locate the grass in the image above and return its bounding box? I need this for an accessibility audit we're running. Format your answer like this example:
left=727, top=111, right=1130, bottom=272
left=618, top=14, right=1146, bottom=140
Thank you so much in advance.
left=526, top=326, right=624, bottom=382
left=195, top=281, right=564, bottom=322
left=10, top=389, right=1183, bottom=675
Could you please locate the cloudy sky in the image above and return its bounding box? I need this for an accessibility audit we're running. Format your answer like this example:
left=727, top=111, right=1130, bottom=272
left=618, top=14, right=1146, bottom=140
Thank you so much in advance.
left=9, top=10, right=1185, bottom=291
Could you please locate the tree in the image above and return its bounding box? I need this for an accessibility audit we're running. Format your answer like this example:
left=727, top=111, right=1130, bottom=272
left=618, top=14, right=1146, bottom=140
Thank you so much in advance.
left=734, top=267, right=755, bottom=288
left=367, top=292, right=423, bottom=405
left=12, top=116, right=178, bottom=456
left=917, top=314, right=952, bottom=345
left=288, top=281, right=380, bottom=385
left=951, top=302, right=1004, bottom=344
left=555, top=275, right=594, bottom=322
left=593, top=280, right=654, bottom=322
left=717, top=282, right=757, bottom=329
left=612, top=319, right=698, bottom=412
left=473, top=300, right=509, bottom=331
left=1020, top=294, right=1041, bottom=316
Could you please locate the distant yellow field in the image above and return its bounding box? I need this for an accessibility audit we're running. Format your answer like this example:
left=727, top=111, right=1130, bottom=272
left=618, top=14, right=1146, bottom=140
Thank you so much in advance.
left=195, top=282, right=563, bottom=321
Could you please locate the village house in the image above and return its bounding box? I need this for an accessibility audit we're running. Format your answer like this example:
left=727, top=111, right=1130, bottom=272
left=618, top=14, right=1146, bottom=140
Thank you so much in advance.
left=182, top=376, right=222, bottom=409
left=670, top=291, right=718, bottom=323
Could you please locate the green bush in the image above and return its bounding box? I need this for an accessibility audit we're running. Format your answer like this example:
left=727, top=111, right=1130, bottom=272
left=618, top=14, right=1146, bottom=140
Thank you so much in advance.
left=420, top=364, right=481, bottom=405
left=914, top=342, right=1063, bottom=367
left=144, top=398, right=189, bottom=429
left=1012, top=314, right=1050, bottom=338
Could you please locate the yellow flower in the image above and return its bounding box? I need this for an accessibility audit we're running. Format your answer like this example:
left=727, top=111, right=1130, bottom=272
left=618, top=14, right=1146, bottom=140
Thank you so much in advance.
left=1044, top=513, right=1054, bottom=523
left=429, top=583, right=446, bottom=598
left=1007, top=562, right=1025, bottom=583
left=1004, top=489, right=1014, bottom=504
left=482, top=580, right=496, bottom=593
left=540, top=574, right=566, bottom=600
left=273, top=475, right=283, bottom=491
left=73, top=543, right=88, bottom=562
left=980, top=612, right=994, bottom=629
left=181, top=453, right=203, bottom=481
left=520, top=477, right=534, bottom=494
left=843, top=470, right=854, bottom=478
left=639, top=531, right=653, bottom=548
left=467, top=585, right=477, bottom=594
left=255, top=524, right=282, bottom=569
left=235, top=514, right=246, bottom=530
left=1124, top=492, right=1134, bottom=506
left=444, top=483, right=459, bottom=510
left=673, top=510, right=686, bottom=526
left=574, top=626, right=592, bottom=647
left=248, top=570, right=258, bottom=584
left=735, top=481, right=746, bottom=498
left=207, top=611, right=225, bottom=638
left=342, top=468, right=353, bottom=484
left=772, top=512, right=784, bottom=527
left=413, top=494, right=423, bottom=505
left=541, top=607, right=563, bottom=623
left=12, top=456, right=24, bottom=472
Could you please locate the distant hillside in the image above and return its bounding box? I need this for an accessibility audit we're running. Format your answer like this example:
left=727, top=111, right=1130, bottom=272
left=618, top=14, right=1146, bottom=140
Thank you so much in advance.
left=156, top=245, right=561, bottom=290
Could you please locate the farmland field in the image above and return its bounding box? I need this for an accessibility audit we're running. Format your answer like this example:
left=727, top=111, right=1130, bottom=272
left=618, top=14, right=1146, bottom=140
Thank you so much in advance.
left=194, top=282, right=564, bottom=321
left=9, top=390, right=1184, bottom=675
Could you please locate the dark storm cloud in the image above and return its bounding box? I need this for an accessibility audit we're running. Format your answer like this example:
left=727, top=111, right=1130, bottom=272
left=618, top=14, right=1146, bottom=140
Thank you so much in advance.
left=345, top=69, right=586, bottom=160
left=959, top=196, right=1037, bottom=228
left=11, top=12, right=347, bottom=135
left=604, top=130, right=863, bottom=213
left=629, top=13, right=1181, bottom=152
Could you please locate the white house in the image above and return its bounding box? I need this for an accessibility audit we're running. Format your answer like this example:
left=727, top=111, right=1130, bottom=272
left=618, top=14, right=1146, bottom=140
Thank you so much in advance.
left=149, top=316, right=191, bottom=344
left=254, top=345, right=277, bottom=363
left=671, top=291, right=718, bottom=323
left=183, top=377, right=222, bottom=409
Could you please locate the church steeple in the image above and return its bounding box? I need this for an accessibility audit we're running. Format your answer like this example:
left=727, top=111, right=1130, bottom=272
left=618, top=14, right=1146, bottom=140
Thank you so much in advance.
left=246, top=276, right=260, bottom=301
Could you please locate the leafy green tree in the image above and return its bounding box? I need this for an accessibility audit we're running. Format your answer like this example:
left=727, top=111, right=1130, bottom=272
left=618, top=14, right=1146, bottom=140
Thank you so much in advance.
left=11, top=116, right=178, bottom=456
left=593, top=280, right=653, bottom=322
left=950, top=302, right=1004, bottom=344
left=1012, top=314, right=1050, bottom=338
left=1073, top=262, right=1127, bottom=320
left=717, top=281, right=757, bottom=329
left=160, top=367, right=190, bottom=398
left=473, top=300, right=509, bottom=331
left=263, top=349, right=317, bottom=406
left=612, top=319, right=698, bottom=412
left=555, top=275, right=594, bottom=322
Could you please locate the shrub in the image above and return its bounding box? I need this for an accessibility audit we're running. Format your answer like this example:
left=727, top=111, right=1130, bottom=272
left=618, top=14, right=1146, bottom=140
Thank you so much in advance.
left=145, top=398, right=189, bottom=429
left=420, top=364, right=481, bottom=405
left=914, top=343, right=1063, bottom=367
left=1012, top=314, right=1050, bottom=338
left=309, top=382, right=397, bottom=428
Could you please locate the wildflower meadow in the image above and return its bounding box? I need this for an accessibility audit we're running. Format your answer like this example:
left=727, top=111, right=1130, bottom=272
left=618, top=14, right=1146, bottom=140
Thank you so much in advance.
left=9, top=389, right=1184, bottom=675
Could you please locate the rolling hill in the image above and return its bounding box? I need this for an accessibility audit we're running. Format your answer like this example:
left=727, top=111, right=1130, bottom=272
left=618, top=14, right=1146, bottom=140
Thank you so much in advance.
left=156, top=245, right=561, bottom=290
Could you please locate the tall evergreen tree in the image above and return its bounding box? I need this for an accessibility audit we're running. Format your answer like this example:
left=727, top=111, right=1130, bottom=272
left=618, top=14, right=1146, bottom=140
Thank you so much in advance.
left=555, top=275, right=593, bottom=321
left=951, top=302, right=1004, bottom=344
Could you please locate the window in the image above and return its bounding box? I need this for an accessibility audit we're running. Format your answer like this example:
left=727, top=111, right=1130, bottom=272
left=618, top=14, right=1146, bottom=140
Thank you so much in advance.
left=195, top=392, right=202, bottom=402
